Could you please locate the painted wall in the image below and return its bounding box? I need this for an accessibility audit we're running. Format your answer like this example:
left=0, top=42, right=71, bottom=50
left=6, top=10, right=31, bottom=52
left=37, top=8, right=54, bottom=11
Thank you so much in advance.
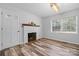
left=0, top=8, right=2, bottom=50
left=42, top=8, right=79, bottom=44
left=0, top=7, right=42, bottom=50
left=19, top=12, right=42, bottom=44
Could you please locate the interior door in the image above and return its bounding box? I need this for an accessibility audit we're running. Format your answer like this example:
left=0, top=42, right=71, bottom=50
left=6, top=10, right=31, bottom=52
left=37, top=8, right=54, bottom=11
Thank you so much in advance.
left=2, top=11, right=20, bottom=49
left=11, top=15, right=20, bottom=46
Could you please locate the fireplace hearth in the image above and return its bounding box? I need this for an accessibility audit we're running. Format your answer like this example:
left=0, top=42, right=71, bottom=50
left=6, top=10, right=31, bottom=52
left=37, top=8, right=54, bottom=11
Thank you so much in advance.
left=28, top=32, right=36, bottom=42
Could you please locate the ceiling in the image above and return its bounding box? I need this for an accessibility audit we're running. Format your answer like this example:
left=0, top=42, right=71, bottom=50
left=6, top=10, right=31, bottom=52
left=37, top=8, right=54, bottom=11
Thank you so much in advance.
left=0, top=3, right=79, bottom=18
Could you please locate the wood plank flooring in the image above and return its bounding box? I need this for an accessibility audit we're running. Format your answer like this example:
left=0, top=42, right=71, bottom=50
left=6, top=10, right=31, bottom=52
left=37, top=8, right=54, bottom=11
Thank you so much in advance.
left=0, top=38, right=79, bottom=56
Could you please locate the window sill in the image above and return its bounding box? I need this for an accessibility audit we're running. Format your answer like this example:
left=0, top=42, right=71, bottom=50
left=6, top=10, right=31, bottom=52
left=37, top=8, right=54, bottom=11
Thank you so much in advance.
left=52, top=32, right=78, bottom=34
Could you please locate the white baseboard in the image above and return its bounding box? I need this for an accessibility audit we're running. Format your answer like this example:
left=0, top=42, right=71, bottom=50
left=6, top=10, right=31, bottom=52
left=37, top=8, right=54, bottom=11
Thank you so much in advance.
left=44, top=37, right=79, bottom=45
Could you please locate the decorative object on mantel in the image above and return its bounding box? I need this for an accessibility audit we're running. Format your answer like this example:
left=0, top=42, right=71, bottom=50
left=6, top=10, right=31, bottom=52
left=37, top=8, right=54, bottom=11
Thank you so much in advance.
left=22, top=24, right=40, bottom=27
left=22, top=21, right=40, bottom=27
left=30, top=21, right=35, bottom=26
left=22, top=20, right=40, bottom=27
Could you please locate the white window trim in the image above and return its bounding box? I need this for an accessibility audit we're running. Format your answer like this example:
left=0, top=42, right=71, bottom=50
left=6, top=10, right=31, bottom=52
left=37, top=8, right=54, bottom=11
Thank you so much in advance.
left=51, top=16, right=78, bottom=34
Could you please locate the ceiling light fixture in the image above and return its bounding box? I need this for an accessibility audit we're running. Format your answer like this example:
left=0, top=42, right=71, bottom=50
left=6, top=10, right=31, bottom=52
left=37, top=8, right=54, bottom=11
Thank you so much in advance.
left=50, top=3, right=60, bottom=12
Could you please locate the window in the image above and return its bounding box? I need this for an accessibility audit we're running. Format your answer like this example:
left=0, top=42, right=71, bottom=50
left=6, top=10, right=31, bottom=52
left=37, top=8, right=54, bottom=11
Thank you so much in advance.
left=51, top=16, right=77, bottom=33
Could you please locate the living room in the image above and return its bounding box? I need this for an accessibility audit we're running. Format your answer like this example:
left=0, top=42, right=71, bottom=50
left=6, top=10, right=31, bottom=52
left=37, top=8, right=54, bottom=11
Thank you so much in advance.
left=0, top=1, right=79, bottom=56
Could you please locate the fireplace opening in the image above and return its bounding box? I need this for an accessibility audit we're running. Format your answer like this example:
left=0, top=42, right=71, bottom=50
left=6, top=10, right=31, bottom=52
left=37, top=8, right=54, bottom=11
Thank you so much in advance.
left=28, top=32, right=36, bottom=42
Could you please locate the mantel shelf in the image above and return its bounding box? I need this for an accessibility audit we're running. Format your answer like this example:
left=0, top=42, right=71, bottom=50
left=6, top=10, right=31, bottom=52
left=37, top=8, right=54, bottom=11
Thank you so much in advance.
left=22, top=24, right=40, bottom=27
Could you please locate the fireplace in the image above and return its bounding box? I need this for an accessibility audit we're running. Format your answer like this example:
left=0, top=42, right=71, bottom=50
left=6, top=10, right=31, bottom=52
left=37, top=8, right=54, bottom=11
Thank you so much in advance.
left=28, top=32, right=36, bottom=42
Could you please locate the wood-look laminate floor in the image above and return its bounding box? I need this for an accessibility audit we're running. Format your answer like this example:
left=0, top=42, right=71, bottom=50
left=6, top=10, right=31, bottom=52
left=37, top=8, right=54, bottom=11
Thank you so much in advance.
left=0, top=38, right=79, bottom=56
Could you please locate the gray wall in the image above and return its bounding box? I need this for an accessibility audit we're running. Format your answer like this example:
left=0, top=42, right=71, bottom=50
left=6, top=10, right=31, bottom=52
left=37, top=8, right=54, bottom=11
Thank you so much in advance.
left=0, top=7, right=43, bottom=50
left=0, top=8, right=2, bottom=50
left=42, top=8, right=79, bottom=44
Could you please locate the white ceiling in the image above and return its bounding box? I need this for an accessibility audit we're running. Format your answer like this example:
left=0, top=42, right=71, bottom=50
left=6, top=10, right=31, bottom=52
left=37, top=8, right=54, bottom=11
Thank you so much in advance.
left=0, top=3, right=79, bottom=18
